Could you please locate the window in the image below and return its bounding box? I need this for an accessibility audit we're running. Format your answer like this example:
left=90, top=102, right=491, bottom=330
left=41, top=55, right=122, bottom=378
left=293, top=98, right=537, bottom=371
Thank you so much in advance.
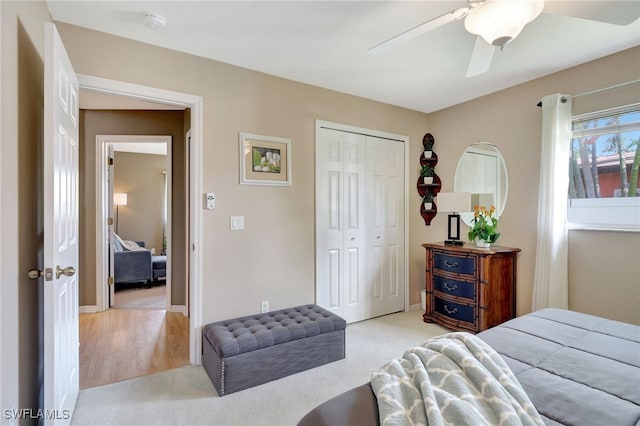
left=568, top=104, right=640, bottom=230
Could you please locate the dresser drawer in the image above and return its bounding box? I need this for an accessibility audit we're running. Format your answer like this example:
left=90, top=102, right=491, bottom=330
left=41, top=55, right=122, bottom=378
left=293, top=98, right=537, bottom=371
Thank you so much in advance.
left=433, top=297, right=475, bottom=325
left=433, top=275, right=475, bottom=300
left=433, top=252, right=476, bottom=276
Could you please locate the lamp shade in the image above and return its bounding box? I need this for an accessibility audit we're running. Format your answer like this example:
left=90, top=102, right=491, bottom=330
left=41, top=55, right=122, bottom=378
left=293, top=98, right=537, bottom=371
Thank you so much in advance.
left=464, top=0, right=544, bottom=48
left=437, top=192, right=471, bottom=213
left=113, top=192, right=128, bottom=206
left=471, top=193, right=495, bottom=209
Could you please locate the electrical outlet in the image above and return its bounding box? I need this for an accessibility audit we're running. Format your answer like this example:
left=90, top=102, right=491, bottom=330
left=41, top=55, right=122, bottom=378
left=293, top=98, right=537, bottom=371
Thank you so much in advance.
left=261, top=301, right=269, bottom=313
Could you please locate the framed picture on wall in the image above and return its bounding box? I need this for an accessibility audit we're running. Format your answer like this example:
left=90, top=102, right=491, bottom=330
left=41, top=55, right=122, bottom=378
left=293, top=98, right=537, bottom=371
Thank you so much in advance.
left=239, top=132, right=292, bottom=186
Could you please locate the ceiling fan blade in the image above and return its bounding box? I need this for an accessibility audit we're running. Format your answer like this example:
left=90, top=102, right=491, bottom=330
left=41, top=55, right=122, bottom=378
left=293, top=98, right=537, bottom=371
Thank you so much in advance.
left=466, top=36, right=495, bottom=78
left=543, top=1, right=640, bottom=26
left=368, top=7, right=469, bottom=55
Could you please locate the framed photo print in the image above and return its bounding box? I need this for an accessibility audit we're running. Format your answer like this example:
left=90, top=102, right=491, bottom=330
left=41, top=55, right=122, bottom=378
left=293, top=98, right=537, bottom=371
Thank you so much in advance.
left=239, top=133, right=292, bottom=186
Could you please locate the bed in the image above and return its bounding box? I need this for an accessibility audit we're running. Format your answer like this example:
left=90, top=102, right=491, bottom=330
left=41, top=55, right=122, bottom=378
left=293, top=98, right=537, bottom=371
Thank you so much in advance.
left=297, top=308, right=640, bottom=425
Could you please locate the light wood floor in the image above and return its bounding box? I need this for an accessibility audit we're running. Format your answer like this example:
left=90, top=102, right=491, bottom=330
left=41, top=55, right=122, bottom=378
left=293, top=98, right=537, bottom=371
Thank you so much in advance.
left=79, top=308, right=190, bottom=389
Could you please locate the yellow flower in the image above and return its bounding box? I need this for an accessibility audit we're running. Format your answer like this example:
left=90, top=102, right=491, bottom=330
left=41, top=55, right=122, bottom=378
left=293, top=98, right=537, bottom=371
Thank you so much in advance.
left=468, top=204, right=501, bottom=244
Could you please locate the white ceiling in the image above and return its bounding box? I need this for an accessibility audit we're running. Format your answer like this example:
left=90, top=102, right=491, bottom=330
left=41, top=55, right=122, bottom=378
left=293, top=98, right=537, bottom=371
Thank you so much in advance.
left=47, top=1, right=640, bottom=113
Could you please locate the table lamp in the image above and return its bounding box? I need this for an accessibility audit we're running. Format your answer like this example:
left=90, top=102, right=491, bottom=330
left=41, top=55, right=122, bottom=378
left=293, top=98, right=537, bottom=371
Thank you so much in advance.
left=436, top=192, right=471, bottom=246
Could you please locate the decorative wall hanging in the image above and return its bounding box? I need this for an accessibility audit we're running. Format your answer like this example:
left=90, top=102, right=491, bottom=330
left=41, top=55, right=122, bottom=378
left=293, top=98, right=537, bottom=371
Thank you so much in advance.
left=417, top=133, right=441, bottom=225
left=239, top=133, right=292, bottom=186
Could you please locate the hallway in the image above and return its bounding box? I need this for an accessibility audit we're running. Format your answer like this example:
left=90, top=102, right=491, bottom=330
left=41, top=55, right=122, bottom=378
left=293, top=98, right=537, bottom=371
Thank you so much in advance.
left=79, top=309, right=189, bottom=389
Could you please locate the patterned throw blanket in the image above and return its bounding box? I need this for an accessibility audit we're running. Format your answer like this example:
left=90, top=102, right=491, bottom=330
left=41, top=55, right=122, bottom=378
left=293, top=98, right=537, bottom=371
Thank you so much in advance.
left=371, top=332, right=544, bottom=426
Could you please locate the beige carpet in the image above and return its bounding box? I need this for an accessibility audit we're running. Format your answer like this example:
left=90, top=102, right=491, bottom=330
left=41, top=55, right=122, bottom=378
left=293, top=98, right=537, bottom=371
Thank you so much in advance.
left=71, top=309, right=449, bottom=426
left=114, top=284, right=167, bottom=309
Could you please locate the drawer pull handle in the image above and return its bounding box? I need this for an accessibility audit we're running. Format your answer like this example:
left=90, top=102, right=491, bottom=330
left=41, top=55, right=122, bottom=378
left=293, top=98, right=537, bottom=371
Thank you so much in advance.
left=443, top=282, right=458, bottom=291
left=444, top=260, right=459, bottom=268
left=443, top=305, right=458, bottom=315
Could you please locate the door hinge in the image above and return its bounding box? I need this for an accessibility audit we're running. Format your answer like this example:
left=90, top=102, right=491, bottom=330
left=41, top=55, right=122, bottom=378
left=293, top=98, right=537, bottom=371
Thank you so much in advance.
left=108, top=277, right=114, bottom=285
left=108, top=217, right=114, bottom=226
left=108, top=157, right=114, bottom=166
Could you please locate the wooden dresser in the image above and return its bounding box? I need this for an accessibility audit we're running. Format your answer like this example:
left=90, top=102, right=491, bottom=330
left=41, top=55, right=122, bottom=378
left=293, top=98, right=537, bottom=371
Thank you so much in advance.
left=422, top=242, right=521, bottom=332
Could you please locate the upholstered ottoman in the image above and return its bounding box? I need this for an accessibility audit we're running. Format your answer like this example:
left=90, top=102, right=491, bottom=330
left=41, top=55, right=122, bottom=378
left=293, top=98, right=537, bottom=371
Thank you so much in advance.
left=202, top=304, right=346, bottom=395
left=151, top=255, right=166, bottom=284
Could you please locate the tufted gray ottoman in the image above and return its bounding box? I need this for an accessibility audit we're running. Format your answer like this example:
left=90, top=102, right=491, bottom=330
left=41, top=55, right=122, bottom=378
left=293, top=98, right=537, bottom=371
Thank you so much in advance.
left=202, top=304, right=346, bottom=395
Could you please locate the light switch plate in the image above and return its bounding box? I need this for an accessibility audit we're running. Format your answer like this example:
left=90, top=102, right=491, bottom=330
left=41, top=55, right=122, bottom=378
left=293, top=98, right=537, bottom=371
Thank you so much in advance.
left=230, top=216, right=244, bottom=230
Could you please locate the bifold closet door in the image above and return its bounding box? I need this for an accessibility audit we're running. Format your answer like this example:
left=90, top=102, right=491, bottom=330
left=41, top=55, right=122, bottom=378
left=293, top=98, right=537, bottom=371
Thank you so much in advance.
left=316, top=128, right=366, bottom=323
left=316, top=127, right=405, bottom=323
left=366, top=137, right=405, bottom=317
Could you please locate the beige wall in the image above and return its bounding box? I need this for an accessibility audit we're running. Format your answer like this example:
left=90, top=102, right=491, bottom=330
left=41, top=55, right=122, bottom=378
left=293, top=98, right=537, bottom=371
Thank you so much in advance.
left=59, top=22, right=640, bottom=325
left=79, top=110, right=188, bottom=306
left=426, top=47, right=640, bottom=324
left=57, top=22, right=430, bottom=323
left=569, top=231, right=640, bottom=325
left=1, top=0, right=52, bottom=418
left=114, top=151, right=167, bottom=254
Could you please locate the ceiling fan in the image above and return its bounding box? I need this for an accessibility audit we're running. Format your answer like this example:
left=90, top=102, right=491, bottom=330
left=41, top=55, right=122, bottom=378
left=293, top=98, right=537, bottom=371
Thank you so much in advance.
left=368, top=0, right=640, bottom=78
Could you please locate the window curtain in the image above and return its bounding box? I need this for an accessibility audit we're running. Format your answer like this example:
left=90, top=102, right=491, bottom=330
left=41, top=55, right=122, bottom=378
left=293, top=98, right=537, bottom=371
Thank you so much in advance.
left=532, top=94, right=572, bottom=310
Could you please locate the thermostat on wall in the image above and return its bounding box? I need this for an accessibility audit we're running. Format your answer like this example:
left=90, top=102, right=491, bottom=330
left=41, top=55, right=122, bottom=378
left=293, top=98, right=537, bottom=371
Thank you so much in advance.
left=205, top=192, right=215, bottom=210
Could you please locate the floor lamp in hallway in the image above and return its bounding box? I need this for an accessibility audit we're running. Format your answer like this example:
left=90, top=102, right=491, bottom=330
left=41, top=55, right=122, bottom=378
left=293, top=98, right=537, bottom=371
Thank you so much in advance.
left=114, top=192, right=127, bottom=234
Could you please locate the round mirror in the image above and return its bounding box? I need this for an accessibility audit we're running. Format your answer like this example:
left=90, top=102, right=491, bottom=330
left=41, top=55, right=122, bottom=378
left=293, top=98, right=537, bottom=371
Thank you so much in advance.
left=454, top=142, right=509, bottom=226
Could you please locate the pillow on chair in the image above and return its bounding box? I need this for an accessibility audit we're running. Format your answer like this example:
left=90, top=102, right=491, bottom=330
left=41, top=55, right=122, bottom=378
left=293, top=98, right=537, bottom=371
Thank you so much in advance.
left=114, top=233, right=148, bottom=252
left=113, top=235, right=124, bottom=252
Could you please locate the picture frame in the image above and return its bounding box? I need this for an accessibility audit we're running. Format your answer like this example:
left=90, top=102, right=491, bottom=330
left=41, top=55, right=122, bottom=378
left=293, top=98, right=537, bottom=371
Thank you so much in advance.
left=239, top=132, right=292, bottom=186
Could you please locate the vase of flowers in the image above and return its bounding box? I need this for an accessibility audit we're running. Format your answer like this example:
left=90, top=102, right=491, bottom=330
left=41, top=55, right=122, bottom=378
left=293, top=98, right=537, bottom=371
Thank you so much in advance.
left=468, top=205, right=500, bottom=248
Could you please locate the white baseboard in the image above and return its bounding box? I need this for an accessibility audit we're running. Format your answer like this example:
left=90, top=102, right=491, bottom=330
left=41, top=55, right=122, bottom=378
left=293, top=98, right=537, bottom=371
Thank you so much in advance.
left=81, top=305, right=186, bottom=315
left=409, top=303, right=423, bottom=311
left=170, top=305, right=187, bottom=316
left=79, top=305, right=98, bottom=314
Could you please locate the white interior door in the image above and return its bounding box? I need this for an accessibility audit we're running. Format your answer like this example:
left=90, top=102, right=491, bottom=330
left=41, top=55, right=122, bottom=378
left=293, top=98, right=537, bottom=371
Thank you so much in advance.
left=315, top=128, right=366, bottom=323
left=316, top=124, right=406, bottom=323
left=108, top=145, right=115, bottom=307
left=44, top=22, right=80, bottom=424
left=366, top=136, right=405, bottom=317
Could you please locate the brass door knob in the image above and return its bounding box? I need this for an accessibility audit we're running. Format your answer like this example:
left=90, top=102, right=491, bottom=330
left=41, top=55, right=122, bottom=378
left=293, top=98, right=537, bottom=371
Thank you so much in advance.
left=27, top=269, right=43, bottom=280
left=56, top=265, right=76, bottom=279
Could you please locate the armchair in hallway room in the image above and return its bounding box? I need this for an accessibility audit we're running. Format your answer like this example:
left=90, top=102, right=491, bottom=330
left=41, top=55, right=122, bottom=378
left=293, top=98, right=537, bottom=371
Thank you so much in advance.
left=113, top=233, right=153, bottom=285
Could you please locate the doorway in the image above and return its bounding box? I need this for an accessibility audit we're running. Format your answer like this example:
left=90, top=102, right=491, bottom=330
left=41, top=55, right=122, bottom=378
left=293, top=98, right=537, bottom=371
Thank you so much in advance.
left=87, top=126, right=184, bottom=387
left=79, top=74, right=204, bottom=366
left=106, top=137, right=172, bottom=310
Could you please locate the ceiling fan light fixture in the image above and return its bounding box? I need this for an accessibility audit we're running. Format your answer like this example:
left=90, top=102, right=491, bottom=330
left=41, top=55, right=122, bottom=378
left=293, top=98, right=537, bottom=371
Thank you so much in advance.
left=464, top=0, right=544, bottom=48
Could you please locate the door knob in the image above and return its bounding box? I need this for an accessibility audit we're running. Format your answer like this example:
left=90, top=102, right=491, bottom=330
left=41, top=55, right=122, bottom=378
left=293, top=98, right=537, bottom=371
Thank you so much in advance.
left=28, top=268, right=54, bottom=281
left=56, top=265, right=76, bottom=279
left=27, top=269, right=43, bottom=280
